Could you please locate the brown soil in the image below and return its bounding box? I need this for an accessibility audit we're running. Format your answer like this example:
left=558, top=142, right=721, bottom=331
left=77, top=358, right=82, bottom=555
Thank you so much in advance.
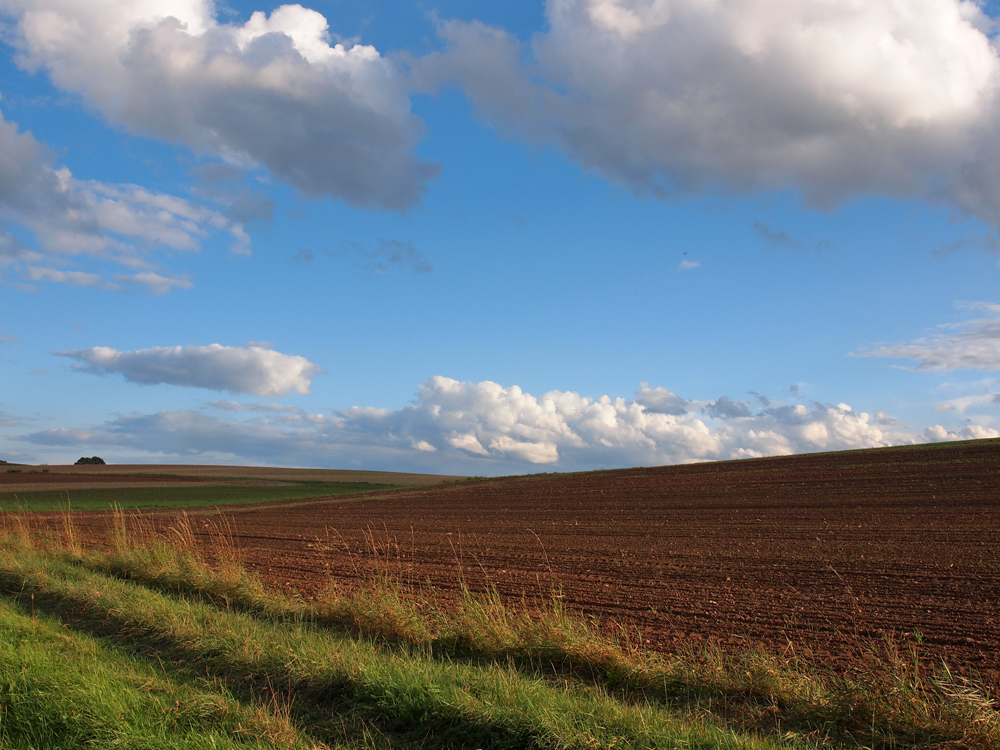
left=0, top=471, right=213, bottom=489
left=8, top=464, right=465, bottom=485
left=28, top=441, right=1000, bottom=687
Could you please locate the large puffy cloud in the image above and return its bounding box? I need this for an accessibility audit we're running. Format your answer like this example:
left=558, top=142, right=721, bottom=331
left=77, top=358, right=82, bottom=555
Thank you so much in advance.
left=0, top=105, right=240, bottom=291
left=338, top=377, right=902, bottom=467
left=20, top=375, right=935, bottom=472
left=1, top=0, right=437, bottom=209
left=855, top=302, right=1000, bottom=370
left=57, top=344, right=321, bottom=396
left=416, top=0, right=1000, bottom=224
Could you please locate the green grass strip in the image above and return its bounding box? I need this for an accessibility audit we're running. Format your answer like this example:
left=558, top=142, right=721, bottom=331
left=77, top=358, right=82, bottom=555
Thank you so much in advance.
left=0, top=548, right=806, bottom=750
left=0, top=481, right=403, bottom=511
left=0, top=595, right=321, bottom=749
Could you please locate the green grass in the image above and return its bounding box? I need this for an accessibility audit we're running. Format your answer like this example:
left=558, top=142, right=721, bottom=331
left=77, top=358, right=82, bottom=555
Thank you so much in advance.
left=0, top=481, right=403, bottom=511
left=0, top=513, right=997, bottom=749
left=0, top=592, right=317, bottom=749
left=0, top=548, right=801, bottom=750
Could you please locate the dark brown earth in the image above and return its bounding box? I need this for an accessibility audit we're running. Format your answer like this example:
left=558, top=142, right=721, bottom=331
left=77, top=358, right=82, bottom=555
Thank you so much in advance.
left=0, top=472, right=211, bottom=487
left=29, top=441, right=1000, bottom=687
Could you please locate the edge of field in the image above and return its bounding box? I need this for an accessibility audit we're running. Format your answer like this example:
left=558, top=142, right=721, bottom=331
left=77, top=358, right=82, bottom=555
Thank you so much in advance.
left=4, top=463, right=470, bottom=484
left=0, top=463, right=472, bottom=512
left=0, top=509, right=997, bottom=750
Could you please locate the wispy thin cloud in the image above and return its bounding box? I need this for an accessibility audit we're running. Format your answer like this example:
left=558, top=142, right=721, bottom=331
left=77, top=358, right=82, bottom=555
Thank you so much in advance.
left=0, top=408, right=26, bottom=427
left=209, top=401, right=305, bottom=415
left=0, top=109, right=246, bottom=291
left=854, top=302, right=1000, bottom=371
left=753, top=222, right=802, bottom=249
left=930, top=233, right=1000, bottom=259
left=343, top=239, right=432, bottom=275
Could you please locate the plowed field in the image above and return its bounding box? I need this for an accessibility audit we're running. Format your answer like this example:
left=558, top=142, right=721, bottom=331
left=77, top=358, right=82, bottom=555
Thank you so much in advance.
left=34, top=440, right=1000, bottom=687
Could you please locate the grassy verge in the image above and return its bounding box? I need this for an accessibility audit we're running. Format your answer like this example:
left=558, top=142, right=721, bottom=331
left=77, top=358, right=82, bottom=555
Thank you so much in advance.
left=0, top=481, right=403, bottom=511
left=1, top=511, right=998, bottom=749
left=0, top=547, right=796, bottom=750
left=0, top=591, right=317, bottom=749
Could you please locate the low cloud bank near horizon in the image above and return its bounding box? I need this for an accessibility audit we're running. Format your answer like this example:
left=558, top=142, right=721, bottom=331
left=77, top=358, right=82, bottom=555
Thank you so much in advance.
left=58, top=344, right=321, bottom=397
left=17, top=376, right=996, bottom=473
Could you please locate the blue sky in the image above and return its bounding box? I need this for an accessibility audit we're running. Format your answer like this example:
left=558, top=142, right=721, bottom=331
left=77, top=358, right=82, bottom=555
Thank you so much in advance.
left=3, top=0, right=1000, bottom=473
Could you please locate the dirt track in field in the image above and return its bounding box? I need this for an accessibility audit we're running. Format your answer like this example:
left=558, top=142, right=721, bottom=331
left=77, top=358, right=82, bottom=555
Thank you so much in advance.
left=31, top=442, right=1000, bottom=686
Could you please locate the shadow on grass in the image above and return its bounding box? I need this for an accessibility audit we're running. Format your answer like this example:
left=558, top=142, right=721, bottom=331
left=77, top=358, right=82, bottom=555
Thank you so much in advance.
left=79, top=549, right=1000, bottom=750
left=0, top=570, right=667, bottom=750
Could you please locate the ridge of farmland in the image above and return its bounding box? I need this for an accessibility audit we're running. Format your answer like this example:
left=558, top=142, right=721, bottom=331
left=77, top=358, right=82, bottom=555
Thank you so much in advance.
left=0, top=464, right=466, bottom=511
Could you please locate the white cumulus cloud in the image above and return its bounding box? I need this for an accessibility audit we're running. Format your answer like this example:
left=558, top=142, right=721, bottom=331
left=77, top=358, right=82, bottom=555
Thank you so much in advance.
left=57, top=344, right=322, bottom=396
left=0, top=0, right=437, bottom=209
left=416, top=0, right=1000, bottom=225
